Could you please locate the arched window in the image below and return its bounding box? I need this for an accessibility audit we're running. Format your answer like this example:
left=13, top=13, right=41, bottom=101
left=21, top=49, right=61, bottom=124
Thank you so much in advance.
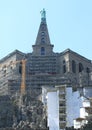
left=63, top=60, right=65, bottom=64
left=41, top=38, right=45, bottom=43
left=63, top=60, right=66, bottom=73
left=41, top=32, right=45, bottom=36
left=63, top=65, right=66, bottom=73
left=72, top=60, right=76, bottom=73
left=79, top=63, right=84, bottom=72
left=86, top=67, right=90, bottom=73
left=19, top=62, right=22, bottom=74
left=41, top=47, right=45, bottom=55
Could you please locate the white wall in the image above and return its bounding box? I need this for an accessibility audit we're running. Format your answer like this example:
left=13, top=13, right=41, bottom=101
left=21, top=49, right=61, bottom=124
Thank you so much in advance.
left=66, top=87, right=82, bottom=127
left=80, top=108, right=88, bottom=118
left=82, top=100, right=90, bottom=107
left=80, top=98, right=90, bottom=118
left=47, top=91, right=59, bottom=130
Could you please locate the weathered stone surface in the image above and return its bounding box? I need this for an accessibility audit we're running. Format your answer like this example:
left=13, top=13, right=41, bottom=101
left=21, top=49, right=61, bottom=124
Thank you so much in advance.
left=0, top=88, right=48, bottom=130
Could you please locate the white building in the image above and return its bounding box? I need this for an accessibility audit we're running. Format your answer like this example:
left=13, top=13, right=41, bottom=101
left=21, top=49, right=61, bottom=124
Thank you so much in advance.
left=42, top=85, right=83, bottom=130
left=74, top=118, right=87, bottom=129
left=74, top=97, right=92, bottom=129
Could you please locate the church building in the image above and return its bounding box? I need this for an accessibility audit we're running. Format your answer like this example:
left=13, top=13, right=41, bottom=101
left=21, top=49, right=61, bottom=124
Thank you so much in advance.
left=0, top=9, right=92, bottom=95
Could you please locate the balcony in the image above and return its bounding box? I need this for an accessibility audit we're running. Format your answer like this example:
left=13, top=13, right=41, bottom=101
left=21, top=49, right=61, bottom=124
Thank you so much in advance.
left=59, top=112, right=66, bottom=116
left=59, top=120, right=66, bottom=129
left=59, top=98, right=66, bottom=101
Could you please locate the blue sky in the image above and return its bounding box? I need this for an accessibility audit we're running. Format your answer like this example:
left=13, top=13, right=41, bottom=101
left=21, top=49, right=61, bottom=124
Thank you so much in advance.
left=0, top=0, right=92, bottom=59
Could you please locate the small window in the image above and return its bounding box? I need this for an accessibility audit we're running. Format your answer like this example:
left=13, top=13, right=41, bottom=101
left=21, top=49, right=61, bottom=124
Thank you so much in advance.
left=79, top=63, right=84, bottom=72
left=41, top=38, right=45, bottom=43
left=19, top=62, right=22, bottom=74
left=63, top=60, right=66, bottom=73
left=41, top=47, right=45, bottom=55
left=72, top=60, right=76, bottom=73
left=63, top=65, right=66, bottom=73
left=86, top=67, right=90, bottom=73
left=41, top=32, right=45, bottom=36
left=63, top=60, right=65, bottom=64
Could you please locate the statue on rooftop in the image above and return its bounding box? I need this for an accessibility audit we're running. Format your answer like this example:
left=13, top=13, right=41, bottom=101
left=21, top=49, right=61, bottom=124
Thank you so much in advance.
left=40, top=9, right=46, bottom=22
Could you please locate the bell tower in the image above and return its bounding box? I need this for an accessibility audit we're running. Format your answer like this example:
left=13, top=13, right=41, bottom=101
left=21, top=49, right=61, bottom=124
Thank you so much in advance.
left=32, top=9, right=54, bottom=56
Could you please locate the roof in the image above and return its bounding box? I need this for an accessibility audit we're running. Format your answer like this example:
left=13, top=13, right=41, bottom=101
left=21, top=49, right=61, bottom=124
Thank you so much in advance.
left=0, top=49, right=25, bottom=63
left=74, top=117, right=86, bottom=121
left=60, top=48, right=91, bottom=63
left=80, top=106, right=91, bottom=109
